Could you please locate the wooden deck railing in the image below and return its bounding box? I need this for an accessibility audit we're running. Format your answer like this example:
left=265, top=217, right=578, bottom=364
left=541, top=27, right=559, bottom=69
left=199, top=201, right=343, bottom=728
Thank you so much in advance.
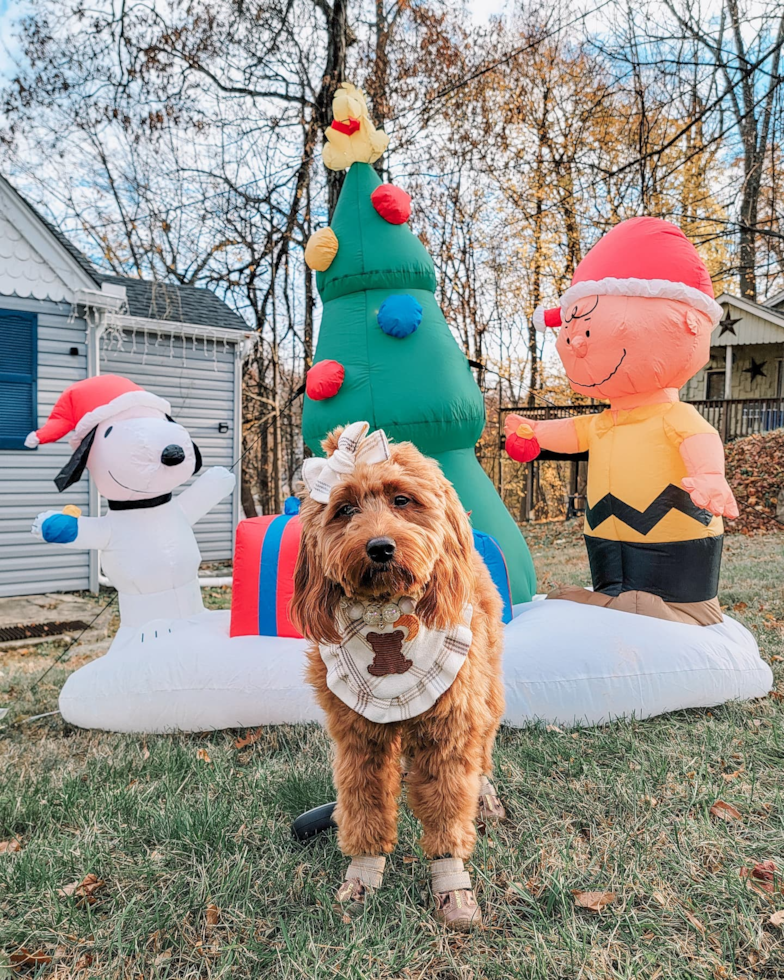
left=500, top=397, right=784, bottom=443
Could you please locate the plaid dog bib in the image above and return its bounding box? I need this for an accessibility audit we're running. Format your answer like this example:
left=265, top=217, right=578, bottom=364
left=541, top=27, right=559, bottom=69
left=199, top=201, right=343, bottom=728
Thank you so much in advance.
left=319, top=606, right=473, bottom=723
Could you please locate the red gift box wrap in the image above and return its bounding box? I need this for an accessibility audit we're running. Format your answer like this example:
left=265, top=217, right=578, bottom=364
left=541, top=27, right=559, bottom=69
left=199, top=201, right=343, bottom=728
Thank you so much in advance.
left=230, top=514, right=303, bottom=638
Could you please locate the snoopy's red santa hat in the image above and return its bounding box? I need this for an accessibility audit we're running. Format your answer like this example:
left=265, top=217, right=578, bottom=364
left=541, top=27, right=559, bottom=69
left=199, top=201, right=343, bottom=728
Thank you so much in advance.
left=533, top=216, right=723, bottom=332
left=25, top=375, right=171, bottom=449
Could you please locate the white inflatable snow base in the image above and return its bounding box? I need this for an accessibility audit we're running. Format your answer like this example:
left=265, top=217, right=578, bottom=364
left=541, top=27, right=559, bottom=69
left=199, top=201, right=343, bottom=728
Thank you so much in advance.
left=59, top=599, right=773, bottom=733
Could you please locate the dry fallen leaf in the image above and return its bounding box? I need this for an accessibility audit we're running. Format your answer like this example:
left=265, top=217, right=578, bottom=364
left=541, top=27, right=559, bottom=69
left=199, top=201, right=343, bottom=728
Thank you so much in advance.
left=572, top=889, right=616, bottom=911
left=58, top=873, right=105, bottom=904
left=684, top=910, right=706, bottom=933
left=205, top=904, right=220, bottom=927
left=141, top=742, right=150, bottom=761
left=546, top=724, right=564, bottom=733
left=769, top=909, right=784, bottom=928
left=0, top=839, right=21, bottom=854
left=733, top=601, right=748, bottom=611
left=154, top=950, right=173, bottom=967
left=234, top=727, right=264, bottom=749
left=741, top=860, right=778, bottom=894
left=710, top=799, right=743, bottom=822
left=73, top=952, right=94, bottom=970
left=9, top=948, right=52, bottom=967
left=196, top=748, right=211, bottom=763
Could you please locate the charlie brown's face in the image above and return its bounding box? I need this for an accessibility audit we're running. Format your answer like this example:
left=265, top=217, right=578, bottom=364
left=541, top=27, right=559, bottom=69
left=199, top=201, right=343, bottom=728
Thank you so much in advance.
left=555, top=294, right=713, bottom=400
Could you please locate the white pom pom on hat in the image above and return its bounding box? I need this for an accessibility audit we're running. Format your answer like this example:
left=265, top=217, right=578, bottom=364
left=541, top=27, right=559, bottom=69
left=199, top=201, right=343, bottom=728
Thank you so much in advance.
left=533, top=305, right=563, bottom=333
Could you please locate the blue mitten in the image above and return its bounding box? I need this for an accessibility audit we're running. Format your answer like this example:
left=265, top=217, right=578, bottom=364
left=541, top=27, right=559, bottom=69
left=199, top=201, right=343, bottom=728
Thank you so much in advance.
left=41, top=513, right=79, bottom=543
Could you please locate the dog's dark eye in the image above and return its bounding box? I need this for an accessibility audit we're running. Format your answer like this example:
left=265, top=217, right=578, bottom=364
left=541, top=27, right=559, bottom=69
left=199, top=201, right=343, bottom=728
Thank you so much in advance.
left=337, top=503, right=358, bottom=518
left=393, top=495, right=411, bottom=508
left=104, top=426, right=113, bottom=438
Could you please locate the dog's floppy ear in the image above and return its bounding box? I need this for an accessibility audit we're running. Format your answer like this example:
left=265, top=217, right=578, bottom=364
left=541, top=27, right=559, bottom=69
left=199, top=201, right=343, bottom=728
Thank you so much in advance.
left=289, top=493, right=343, bottom=644
left=167, top=413, right=202, bottom=474
left=54, top=427, right=97, bottom=492
left=416, top=472, right=477, bottom=630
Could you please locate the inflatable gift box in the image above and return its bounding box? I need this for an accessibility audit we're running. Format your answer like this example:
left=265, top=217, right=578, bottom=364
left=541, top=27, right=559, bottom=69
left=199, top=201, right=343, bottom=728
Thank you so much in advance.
left=230, top=510, right=303, bottom=638
left=472, top=530, right=512, bottom=624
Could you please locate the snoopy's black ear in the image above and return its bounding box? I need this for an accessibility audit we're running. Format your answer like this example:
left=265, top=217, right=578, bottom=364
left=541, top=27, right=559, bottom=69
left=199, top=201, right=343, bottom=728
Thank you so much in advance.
left=54, top=427, right=97, bottom=492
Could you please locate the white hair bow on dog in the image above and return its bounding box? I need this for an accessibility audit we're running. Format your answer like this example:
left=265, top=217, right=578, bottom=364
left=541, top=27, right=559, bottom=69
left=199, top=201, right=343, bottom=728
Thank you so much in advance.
left=302, top=420, right=390, bottom=504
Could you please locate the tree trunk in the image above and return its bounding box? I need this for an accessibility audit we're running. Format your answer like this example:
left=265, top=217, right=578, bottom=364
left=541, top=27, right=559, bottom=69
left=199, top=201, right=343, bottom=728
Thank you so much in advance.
left=528, top=137, right=545, bottom=406
left=317, top=0, right=350, bottom=218
left=241, top=476, right=258, bottom=519
left=739, top=169, right=761, bottom=300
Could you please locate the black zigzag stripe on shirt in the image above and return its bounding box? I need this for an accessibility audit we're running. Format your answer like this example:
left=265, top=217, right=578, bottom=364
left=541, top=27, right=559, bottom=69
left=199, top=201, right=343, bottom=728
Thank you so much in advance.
left=585, top=484, right=714, bottom=535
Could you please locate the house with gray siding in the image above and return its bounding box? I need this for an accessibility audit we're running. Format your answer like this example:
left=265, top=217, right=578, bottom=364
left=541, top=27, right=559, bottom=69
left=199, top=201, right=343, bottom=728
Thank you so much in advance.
left=0, top=175, right=250, bottom=598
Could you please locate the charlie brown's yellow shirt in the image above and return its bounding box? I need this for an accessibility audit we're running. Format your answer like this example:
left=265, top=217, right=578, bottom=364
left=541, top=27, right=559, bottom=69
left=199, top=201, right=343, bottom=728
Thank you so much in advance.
left=573, top=401, right=723, bottom=544
left=571, top=401, right=724, bottom=604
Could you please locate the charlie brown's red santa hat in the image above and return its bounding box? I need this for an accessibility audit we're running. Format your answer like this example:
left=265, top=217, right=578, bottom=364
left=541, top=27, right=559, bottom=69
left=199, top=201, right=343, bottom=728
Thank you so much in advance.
left=533, top=216, right=723, bottom=332
left=25, top=374, right=171, bottom=450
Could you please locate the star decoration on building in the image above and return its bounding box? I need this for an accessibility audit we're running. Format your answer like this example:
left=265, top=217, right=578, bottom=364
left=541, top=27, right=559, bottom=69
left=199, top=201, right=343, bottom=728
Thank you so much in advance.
left=717, top=309, right=741, bottom=338
left=743, top=358, right=767, bottom=382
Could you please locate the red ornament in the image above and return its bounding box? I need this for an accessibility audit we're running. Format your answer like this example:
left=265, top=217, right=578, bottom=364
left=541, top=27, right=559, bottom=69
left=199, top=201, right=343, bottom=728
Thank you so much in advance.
left=306, top=360, right=345, bottom=401
left=505, top=430, right=541, bottom=463
left=331, top=117, right=361, bottom=136
left=371, top=185, right=411, bottom=225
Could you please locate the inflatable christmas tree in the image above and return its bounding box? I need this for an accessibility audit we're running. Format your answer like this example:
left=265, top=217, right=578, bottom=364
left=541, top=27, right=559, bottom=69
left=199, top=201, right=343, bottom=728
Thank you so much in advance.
left=302, top=84, right=535, bottom=602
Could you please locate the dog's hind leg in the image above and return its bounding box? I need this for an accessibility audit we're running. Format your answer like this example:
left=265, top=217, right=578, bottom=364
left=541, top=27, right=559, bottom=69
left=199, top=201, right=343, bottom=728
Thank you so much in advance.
left=478, top=670, right=507, bottom=826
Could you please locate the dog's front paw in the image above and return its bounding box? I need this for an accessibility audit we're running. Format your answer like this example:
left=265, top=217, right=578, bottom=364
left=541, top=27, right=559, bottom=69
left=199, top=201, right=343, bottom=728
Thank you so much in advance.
left=431, top=858, right=483, bottom=931
left=335, top=856, right=386, bottom=919
left=335, top=877, right=369, bottom=918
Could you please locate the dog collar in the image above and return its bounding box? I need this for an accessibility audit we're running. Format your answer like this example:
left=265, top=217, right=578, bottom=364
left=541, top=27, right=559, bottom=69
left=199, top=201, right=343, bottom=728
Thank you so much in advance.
left=340, top=594, right=418, bottom=628
left=108, top=493, right=173, bottom=511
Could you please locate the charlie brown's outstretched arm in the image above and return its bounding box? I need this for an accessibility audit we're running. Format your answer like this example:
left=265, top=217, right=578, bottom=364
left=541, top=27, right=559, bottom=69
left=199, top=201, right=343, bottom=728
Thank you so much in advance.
left=679, top=432, right=739, bottom=519
left=504, top=413, right=581, bottom=459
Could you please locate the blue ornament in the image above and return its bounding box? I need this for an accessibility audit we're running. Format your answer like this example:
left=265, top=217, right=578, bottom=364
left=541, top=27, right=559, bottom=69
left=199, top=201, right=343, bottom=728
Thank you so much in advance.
left=377, top=294, right=423, bottom=339
left=41, top=513, right=79, bottom=544
left=284, top=496, right=301, bottom=515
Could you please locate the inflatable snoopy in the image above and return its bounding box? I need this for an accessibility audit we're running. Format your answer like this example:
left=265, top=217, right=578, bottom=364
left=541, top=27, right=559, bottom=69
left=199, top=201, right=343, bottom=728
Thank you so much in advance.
left=28, top=375, right=315, bottom=732
left=30, top=374, right=234, bottom=626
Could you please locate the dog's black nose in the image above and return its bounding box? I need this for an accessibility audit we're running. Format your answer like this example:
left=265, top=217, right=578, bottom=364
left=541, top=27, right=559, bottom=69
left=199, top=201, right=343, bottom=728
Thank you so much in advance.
left=161, top=444, right=186, bottom=466
left=366, top=537, right=396, bottom=564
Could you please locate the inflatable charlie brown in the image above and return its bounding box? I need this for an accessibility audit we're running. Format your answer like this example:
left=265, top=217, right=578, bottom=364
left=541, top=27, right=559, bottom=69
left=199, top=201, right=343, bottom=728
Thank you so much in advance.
left=506, top=217, right=738, bottom=627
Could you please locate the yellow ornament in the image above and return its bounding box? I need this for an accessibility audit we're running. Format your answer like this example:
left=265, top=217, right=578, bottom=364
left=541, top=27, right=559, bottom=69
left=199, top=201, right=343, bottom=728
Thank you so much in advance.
left=62, top=505, right=82, bottom=517
left=516, top=423, right=535, bottom=440
left=304, top=227, right=339, bottom=272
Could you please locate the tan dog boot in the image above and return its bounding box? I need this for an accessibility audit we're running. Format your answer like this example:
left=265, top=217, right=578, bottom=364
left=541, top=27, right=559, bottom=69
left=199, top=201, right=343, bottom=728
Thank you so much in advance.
left=478, top=775, right=507, bottom=826
left=335, top=855, right=386, bottom=916
left=431, top=857, right=482, bottom=931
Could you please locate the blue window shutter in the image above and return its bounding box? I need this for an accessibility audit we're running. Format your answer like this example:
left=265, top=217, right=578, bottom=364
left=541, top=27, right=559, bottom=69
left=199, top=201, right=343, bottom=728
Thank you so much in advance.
left=0, top=309, right=38, bottom=450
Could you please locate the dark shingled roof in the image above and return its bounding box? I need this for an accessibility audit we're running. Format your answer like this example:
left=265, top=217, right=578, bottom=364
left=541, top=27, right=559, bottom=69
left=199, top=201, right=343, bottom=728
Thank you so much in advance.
left=99, top=275, right=248, bottom=332
left=14, top=182, right=248, bottom=332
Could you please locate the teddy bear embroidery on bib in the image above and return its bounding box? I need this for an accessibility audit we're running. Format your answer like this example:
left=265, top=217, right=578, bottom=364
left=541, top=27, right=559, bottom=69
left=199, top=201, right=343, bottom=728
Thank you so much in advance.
left=319, top=606, right=473, bottom=724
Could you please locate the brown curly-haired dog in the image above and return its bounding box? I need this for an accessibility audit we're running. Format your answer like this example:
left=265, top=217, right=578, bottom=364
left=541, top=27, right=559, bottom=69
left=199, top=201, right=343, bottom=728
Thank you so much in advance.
left=291, top=429, right=505, bottom=930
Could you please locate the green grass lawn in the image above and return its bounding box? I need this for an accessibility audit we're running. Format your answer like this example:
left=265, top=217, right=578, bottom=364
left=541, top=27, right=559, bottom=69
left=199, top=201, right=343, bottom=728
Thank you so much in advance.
left=1, top=528, right=783, bottom=979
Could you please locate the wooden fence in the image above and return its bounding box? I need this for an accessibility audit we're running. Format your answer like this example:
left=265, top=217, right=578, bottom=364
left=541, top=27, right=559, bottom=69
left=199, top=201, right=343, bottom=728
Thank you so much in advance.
left=501, top=397, right=784, bottom=443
